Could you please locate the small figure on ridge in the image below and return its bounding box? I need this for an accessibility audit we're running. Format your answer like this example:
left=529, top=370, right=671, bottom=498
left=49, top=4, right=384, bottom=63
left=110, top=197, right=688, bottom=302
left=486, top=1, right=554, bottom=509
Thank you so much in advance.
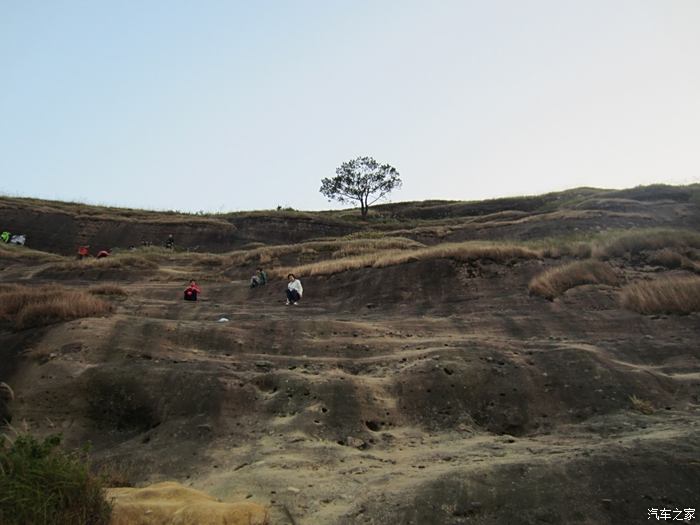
left=250, top=267, right=268, bottom=288
left=184, top=280, right=201, bottom=301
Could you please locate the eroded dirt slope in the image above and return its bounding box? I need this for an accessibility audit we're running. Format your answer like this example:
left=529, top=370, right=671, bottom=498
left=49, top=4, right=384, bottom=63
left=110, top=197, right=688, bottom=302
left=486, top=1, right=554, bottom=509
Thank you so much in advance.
left=2, top=252, right=699, bottom=524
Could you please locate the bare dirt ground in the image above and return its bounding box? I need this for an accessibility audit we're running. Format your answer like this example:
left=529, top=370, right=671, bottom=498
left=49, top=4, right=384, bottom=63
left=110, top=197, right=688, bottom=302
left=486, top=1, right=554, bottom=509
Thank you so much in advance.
left=2, top=256, right=699, bottom=524
left=1, top=188, right=699, bottom=524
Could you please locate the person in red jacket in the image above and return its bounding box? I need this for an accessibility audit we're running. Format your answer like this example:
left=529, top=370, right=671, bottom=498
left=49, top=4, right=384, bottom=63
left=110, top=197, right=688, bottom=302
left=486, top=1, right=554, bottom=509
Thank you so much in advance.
left=184, top=280, right=201, bottom=301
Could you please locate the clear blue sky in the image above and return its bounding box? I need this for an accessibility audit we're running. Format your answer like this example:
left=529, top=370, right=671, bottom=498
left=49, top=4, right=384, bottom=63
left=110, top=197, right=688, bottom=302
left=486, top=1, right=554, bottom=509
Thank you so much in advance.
left=2, top=1, right=699, bottom=212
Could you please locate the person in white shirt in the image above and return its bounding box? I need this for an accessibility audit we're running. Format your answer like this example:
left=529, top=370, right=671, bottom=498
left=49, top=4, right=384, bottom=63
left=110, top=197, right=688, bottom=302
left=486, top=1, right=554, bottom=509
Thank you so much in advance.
left=286, top=273, right=303, bottom=305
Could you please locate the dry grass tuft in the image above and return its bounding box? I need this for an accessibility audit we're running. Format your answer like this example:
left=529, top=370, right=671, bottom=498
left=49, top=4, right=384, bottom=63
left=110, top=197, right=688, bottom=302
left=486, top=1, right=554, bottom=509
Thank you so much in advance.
left=97, top=460, right=135, bottom=488
left=275, top=241, right=540, bottom=277
left=529, top=260, right=619, bottom=300
left=89, top=285, right=128, bottom=296
left=275, top=252, right=387, bottom=276
left=0, top=243, right=63, bottom=262
left=0, top=285, right=113, bottom=330
left=620, top=276, right=700, bottom=315
left=0, top=382, right=14, bottom=401
left=646, top=249, right=700, bottom=273
left=648, top=248, right=684, bottom=269
left=374, top=243, right=538, bottom=267
left=85, top=255, right=158, bottom=270
left=540, top=241, right=593, bottom=259
left=629, top=395, right=654, bottom=415
left=593, top=229, right=700, bottom=259
left=221, top=237, right=424, bottom=268
left=41, top=254, right=159, bottom=276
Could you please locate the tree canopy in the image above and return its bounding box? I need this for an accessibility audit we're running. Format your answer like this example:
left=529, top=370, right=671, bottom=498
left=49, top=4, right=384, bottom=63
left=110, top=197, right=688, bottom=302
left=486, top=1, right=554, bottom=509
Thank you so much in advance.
left=320, top=156, right=401, bottom=218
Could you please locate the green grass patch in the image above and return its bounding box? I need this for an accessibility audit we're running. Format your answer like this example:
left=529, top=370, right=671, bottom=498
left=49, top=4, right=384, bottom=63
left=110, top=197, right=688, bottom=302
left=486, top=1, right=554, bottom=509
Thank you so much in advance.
left=0, top=432, right=111, bottom=525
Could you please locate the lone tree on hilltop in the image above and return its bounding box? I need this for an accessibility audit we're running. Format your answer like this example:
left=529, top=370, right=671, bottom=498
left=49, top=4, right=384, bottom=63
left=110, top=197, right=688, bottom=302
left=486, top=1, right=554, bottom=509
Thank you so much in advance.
left=320, top=156, right=401, bottom=218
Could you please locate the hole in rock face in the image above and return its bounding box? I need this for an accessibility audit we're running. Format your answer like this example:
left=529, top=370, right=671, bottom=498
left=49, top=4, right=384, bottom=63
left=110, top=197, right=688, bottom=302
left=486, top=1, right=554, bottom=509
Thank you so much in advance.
left=365, top=420, right=381, bottom=432
left=321, top=407, right=328, bottom=413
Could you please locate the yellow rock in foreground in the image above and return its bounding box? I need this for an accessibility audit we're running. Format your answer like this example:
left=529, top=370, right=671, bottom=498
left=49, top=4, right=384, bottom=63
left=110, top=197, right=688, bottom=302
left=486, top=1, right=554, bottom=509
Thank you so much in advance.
left=108, top=481, right=269, bottom=525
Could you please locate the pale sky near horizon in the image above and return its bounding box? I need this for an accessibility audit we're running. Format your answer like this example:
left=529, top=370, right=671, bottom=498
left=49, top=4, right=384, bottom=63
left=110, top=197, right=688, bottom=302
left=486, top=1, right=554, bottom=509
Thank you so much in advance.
left=1, top=1, right=699, bottom=213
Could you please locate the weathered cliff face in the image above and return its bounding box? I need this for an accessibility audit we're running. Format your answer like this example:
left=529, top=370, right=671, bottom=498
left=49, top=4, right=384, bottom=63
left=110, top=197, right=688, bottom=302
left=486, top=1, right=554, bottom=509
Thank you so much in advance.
left=0, top=207, right=235, bottom=254
left=226, top=215, right=357, bottom=246
left=0, top=201, right=358, bottom=255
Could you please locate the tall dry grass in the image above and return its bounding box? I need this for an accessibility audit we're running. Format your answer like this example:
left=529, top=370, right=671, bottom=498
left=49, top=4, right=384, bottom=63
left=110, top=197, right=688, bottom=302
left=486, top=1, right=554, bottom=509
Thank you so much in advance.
left=274, top=241, right=540, bottom=277
left=42, top=254, right=159, bottom=274
left=646, top=248, right=700, bottom=273
left=89, top=284, right=128, bottom=296
left=648, top=248, right=684, bottom=269
left=0, top=243, right=63, bottom=262
left=529, top=260, right=619, bottom=300
left=620, top=276, right=700, bottom=314
left=0, top=285, right=113, bottom=329
left=210, top=237, right=425, bottom=268
left=593, top=229, right=700, bottom=259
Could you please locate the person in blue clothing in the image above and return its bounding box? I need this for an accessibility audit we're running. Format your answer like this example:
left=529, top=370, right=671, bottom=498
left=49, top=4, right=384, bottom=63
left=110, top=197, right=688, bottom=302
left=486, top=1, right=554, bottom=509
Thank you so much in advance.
left=250, top=267, right=268, bottom=288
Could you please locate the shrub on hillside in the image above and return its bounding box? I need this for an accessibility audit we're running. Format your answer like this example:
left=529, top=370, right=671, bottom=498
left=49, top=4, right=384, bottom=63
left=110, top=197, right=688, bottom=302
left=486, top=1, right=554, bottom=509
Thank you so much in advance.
left=0, top=433, right=112, bottom=525
left=620, top=276, right=700, bottom=315
left=529, top=260, right=619, bottom=300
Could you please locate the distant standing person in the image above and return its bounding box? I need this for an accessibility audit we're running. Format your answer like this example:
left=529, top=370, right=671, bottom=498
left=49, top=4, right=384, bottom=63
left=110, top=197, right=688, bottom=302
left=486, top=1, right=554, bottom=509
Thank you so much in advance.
left=250, top=267, right=268, bottom=288
left=184, top=280, right=201, bottom=301
left=165, top=234, right=174, bottom=250
left=285, top=273, right=303, bottom=305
